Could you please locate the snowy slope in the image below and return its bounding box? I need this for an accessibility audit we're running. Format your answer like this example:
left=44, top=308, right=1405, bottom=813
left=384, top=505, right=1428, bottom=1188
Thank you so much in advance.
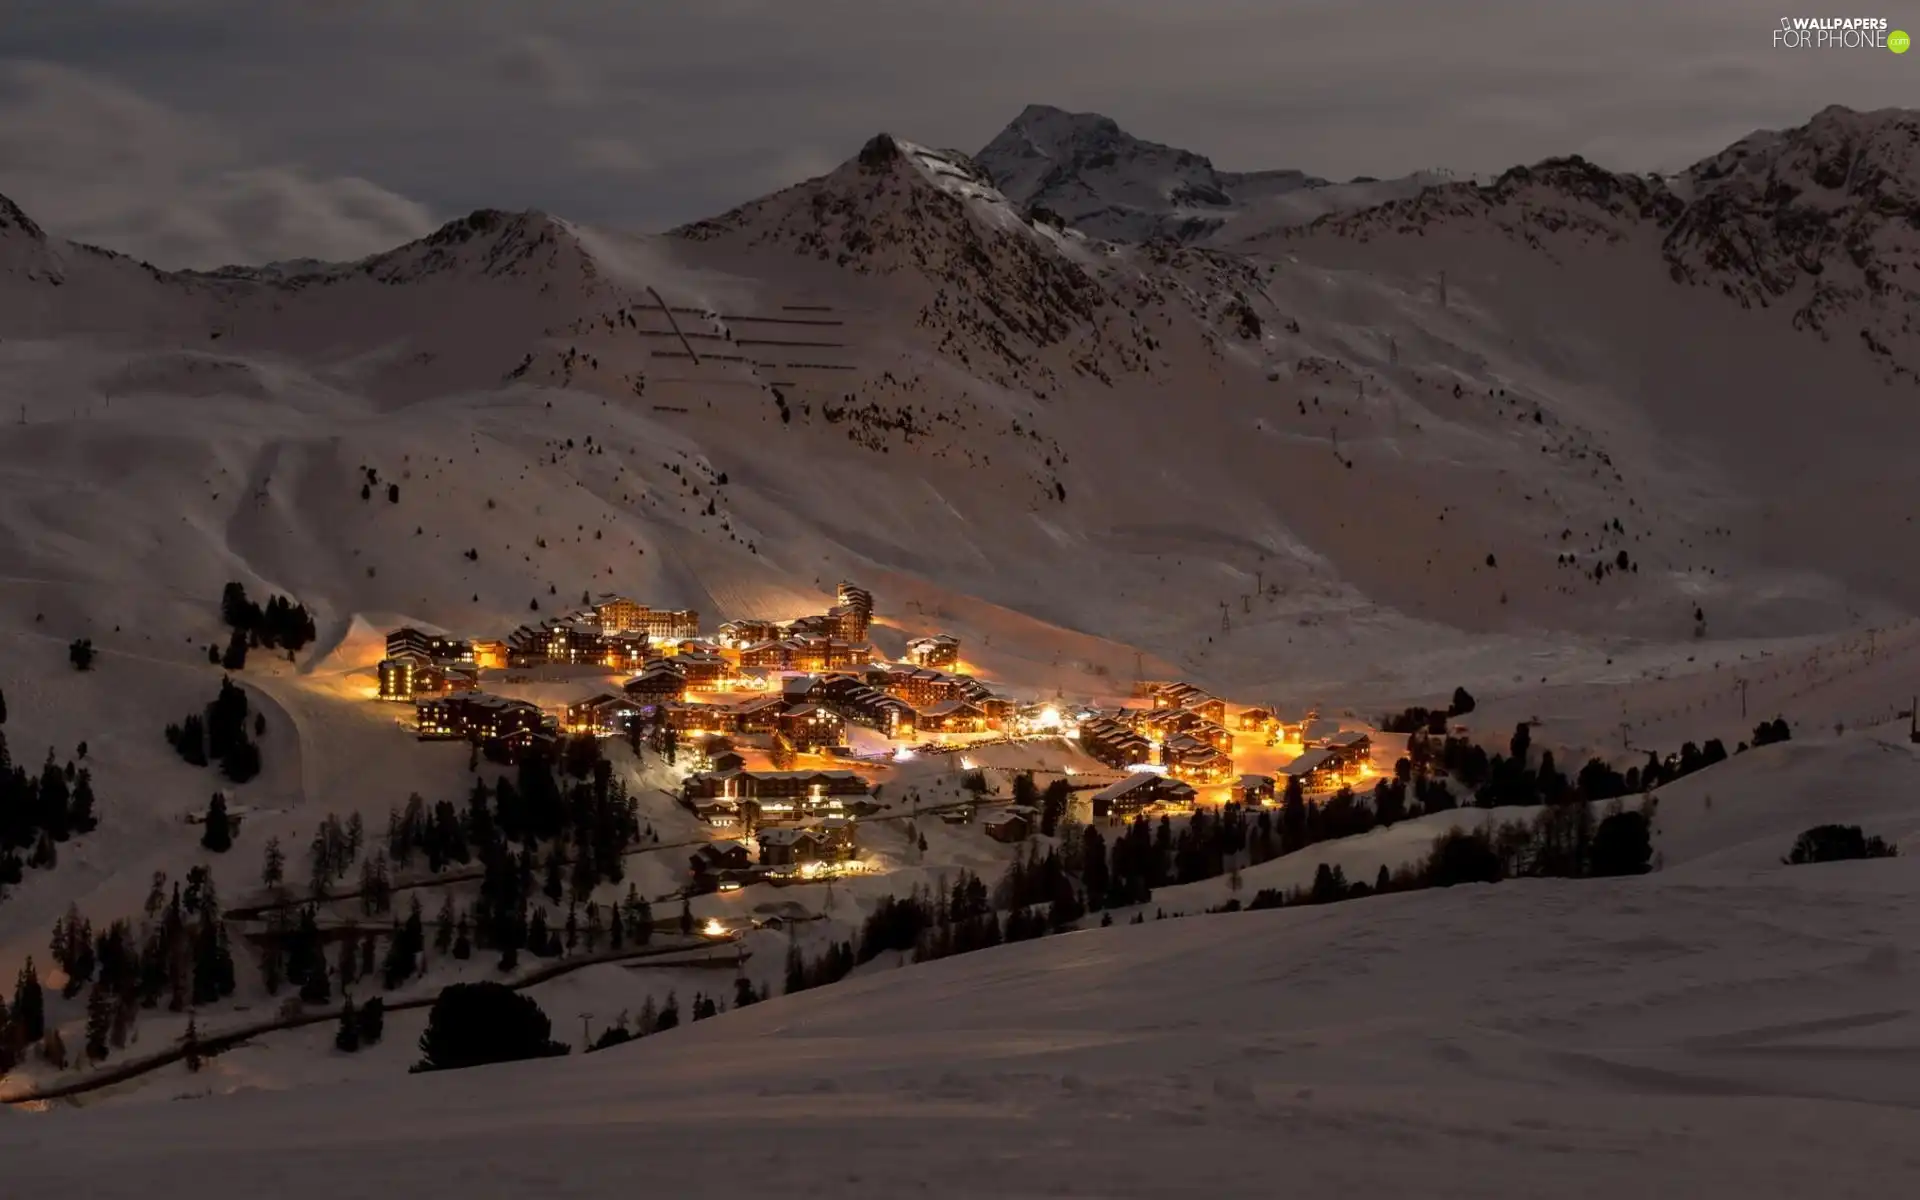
left=7, top=849, right=1920, bottom=1196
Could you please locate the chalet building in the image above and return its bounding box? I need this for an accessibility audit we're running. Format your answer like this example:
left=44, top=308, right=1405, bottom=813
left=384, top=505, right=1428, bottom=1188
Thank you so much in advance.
left=692, top=799, right=740, bottom=829
left=592, top=596, right=700, bottom=641
left=759, top=818, right=859, bottom=867
left=674, top=650, right=731, bottom=690
left=377, top=653, right=479, bottom=702
left=1279, top=748, right=1337, bottom=790
left=415, top=693, right=552, bottom=743
left=788, top=636, right=866, bottom=672
left=866, top=663, right=991, bottom=709
left=836, top=581, right=874, bottom=638
left=728, top=694, right=790, bottom=733
left=708, top=751, right=747, bottom=774
left=977, top=694, right=1016, bottom=729
left=1237, top=774, right=1277, bottom=806
left=905, top=634, right=961, bottom=670
left=1152, top=682, right=1210, bottom=711
left=642, top=607, right=695, bottom=640
left=1137, top=706, right=1205, bottom=741
left=471, top=640, right=509, bottom=670
left=564, top=692, right=639, bottom=736
left=661, top=702, right=741, bottom=735
left=386, top=627, right=475, bottom=666
left=738, top=639, right=799, bottom=669
left=689, top=841, right=753, bottom=877
left=918, top=698, right=989, bottom=734
left=983, top=808, right=1034, bottom=843
left=1077, top=716, right=1153, bottom=769
left=1162, top=735, right=1234, bottom=784
left=815, top=676, right=916, bottom=738
left=1324, top=731, right=1373, bottom=772
left=622, top=665, right=688, bottom=707
left=777, top=704, right=845, bottom=751
left=684, top=768, right=870, bottom=803
left=718, top=619, right=783, bottom=649
left=1279, top=734, right=1369, bottom=790
left=1091, top=773, right=1197, bottom=819
left=1237, top=707, right=1277, bottom=734
left=1192, top=722, right=1233, bottom=753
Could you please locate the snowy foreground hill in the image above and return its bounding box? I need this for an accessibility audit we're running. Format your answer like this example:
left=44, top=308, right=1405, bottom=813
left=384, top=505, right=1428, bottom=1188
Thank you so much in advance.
left=9, top=793, right=1920, bottom=1197
left=3, top=102, right=1920, bottom=1189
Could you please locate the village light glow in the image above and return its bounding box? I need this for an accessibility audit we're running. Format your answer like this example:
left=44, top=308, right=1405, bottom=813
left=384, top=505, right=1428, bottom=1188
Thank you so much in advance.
left=702, top=918, right=727, bottom=937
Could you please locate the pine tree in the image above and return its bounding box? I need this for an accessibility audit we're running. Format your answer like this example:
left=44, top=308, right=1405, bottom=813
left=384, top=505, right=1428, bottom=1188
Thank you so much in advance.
left=183, top=1017, right=202, bottom=1072
left=12, top=958, right=45, bottom=1041
left=85, top=982, right=113, bottom=1062
left=261, top=836, right=285, bottom=891
left=68, top=768, right=98, bottom=834
left=679, top=896, right=693, bottom=936
left=358, top=996, right=385, bottom=1044
left=300, top=961, right=332, bottom=1005
left=220, top=627, right=248, bottom=671
left=201, top=793, right=232, bottom=853
left=335, top=998, right=361, bottom=1053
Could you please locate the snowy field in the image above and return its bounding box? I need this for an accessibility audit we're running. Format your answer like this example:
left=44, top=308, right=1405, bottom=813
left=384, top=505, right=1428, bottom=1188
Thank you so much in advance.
left=7, top=834, right=1920, bottom=1197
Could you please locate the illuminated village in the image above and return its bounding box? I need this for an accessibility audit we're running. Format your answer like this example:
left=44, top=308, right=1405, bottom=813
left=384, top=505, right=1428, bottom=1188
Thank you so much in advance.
left=367, top=582, right=1408, bottom=892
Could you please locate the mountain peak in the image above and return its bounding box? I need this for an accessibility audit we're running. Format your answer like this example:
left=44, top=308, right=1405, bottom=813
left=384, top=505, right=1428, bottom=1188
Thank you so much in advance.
left=976, top=105, right=1324, bottom=244
left=0, top=191, right=47, bottom=243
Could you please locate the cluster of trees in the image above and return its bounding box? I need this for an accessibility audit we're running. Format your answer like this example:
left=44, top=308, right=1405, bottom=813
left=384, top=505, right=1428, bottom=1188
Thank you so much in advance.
left=261, top=899, right=421, bottom=1005
left=7, top=867, right=236, bottom=1073
left=1785, top=824, right=1898, bottom=865
left=1243, top=800, right=1657, bottom=915
left=0, top=708, right=100, bottom=896
left=1010, top=774, right=1072, bottom=836
left=1379, top=686, right=1476, bottom=734
left=334, top=996, right=386, bottom=1053
left=1414, top=717, right=1786, bottom=813
left=165, top=677, right=263, bottom=783
left=219, top=582, right=318, bottom=663
left=588, top=980, right=753, bottom=1053
left=69, top=639, right=95, bottom=671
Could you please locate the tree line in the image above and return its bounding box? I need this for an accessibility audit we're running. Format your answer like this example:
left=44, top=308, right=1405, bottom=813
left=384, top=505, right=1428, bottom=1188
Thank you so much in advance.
left=165, top=676, right=264, bottom=783
left=0, top=689, right=100, bottom=903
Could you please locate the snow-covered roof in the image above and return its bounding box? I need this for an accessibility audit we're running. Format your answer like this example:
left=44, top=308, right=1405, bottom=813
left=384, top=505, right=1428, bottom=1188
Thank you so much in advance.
left=1280, top=749, right=1334, bottom=776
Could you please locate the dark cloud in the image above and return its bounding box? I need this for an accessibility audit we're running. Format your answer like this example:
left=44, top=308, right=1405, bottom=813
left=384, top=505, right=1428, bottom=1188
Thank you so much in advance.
left=2, top=1, right=1912, bottom=264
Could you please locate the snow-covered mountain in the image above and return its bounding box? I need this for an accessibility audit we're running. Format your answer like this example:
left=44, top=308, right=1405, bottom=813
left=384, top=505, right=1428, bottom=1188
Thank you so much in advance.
left=5, top=101, right=1920, bottom=1158
left=974, top=103, right=1459, bottom=247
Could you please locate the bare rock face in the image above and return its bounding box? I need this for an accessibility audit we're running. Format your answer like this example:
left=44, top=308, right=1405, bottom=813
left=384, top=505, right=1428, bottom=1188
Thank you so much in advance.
left=975, top=104, right=1325, bottom=244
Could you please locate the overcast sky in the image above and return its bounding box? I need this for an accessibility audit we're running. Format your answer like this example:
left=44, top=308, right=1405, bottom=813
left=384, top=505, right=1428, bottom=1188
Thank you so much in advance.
left=1, top=0, right=1911, bottom=269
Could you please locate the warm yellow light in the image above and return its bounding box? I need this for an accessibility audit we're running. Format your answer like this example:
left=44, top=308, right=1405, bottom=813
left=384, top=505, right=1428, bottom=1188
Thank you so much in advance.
left=1037, top=706, right=1062, bottom=729
left=702, top=918, right=727, bottom=937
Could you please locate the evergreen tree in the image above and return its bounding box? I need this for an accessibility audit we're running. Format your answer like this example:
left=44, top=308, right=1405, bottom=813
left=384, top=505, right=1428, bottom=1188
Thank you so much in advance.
left=82, top=981, right=113, bottom=1063
left=68, top=768, right=99, bottom=835
left=679, top=896, right=693, bottom=936
left=358, top=996, right=385, bottom=1044
left=12, top=958, right=45, bottom=1041
left=69, top=638, right=96, bottom=671
left=184, top=1017, right=202, bottom=1072
left=201, top=793, right=233, bottom=853
left=220, top=628, right=248, bottom=671
left=412, top=982, right=568, bottom=1073
left=654, top=992, right=680, bottom=1031
left=262, top=836, right=285, bottom=890
left=299, top=961, right=332, bottom=1005
left=335, top=998, right=361, bottom=1052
